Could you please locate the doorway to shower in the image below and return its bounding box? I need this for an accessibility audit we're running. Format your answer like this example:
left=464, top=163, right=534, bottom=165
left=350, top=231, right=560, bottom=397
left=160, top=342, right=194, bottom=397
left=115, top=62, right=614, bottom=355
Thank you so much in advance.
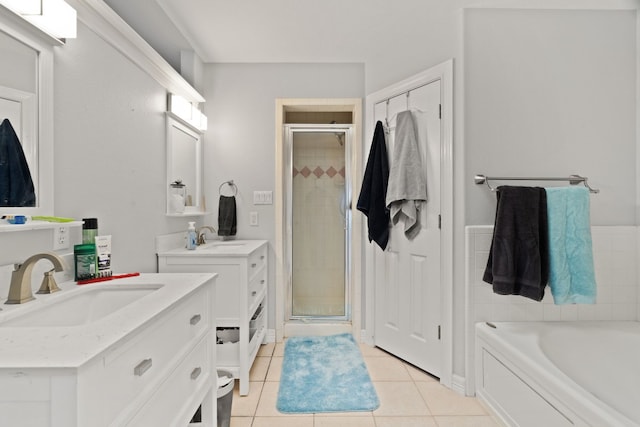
left=284, top=123, right=352, bottom=322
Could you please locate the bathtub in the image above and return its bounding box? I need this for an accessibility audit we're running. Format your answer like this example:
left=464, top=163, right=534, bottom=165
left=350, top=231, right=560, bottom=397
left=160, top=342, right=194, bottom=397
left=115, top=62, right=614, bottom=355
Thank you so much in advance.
left=475, top=321, right=640, bottom=427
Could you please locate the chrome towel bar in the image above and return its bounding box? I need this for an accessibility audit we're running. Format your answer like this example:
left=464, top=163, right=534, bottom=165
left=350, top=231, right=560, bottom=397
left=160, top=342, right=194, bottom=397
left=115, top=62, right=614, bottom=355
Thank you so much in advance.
left=474, top=174, right=599, bottom=193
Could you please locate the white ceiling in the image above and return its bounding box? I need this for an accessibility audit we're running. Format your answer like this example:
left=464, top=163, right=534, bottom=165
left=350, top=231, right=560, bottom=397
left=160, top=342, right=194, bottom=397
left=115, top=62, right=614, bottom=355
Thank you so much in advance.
left=104, top=0, right=455, bottom=66
left=102, top=0, right=638, bottom=91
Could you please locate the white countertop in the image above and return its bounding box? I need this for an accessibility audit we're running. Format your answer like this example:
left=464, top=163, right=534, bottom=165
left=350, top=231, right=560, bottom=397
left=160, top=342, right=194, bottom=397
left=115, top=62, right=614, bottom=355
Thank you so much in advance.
left=157, top=239, right=267, bottom=257
left=0, top=273, right=215, bottom=370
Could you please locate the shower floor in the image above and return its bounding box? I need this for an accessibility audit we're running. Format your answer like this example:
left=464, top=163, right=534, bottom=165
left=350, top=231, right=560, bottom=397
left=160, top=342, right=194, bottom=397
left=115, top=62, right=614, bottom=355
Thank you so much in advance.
left=292, top=297, right=345, bottom=317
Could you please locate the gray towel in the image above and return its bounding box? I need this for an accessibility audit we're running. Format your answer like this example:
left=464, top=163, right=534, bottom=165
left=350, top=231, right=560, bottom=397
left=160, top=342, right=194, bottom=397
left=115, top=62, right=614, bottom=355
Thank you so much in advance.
left=385, top=111, right=427, bottom=239
left=218, top=195, right=237, bottom=237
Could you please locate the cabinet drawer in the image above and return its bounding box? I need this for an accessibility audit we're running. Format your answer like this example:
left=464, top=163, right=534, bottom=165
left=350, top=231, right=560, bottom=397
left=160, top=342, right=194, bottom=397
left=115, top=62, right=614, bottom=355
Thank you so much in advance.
left=102, top=286, right=210, bottom=423
left=248, top=247, right=267, bottom=280
left=126, top=335, right=212, bottom=427
left=247, top=267, right=266, bottom=309
left=250, top=304, right=265, bottom=339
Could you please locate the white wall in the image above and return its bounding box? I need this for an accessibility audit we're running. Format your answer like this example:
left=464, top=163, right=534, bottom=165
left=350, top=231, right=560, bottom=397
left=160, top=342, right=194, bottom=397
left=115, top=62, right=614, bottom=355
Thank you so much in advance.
left=464, top=9, right=637, bottom=226
left=361, top=1, right=458, bottom=94
left=364, top=0, right=639, bottom=94
left=52, top=21, right=190, bottom=274
left=455, top=7, right=638, bottom=383
left=202, top=62, right=365, bottom=328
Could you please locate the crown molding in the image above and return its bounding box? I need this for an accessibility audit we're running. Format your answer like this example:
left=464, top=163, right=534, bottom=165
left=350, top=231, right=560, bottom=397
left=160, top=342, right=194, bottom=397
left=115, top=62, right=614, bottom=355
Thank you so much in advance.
left=65, top=0, right=205, bottom=103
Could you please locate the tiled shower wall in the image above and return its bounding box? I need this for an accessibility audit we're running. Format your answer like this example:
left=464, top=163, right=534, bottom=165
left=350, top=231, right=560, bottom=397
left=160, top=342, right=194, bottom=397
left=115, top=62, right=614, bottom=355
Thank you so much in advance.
left=291, top=139, right=345, bottom=314
left=464, top=225, right=638, bottom=394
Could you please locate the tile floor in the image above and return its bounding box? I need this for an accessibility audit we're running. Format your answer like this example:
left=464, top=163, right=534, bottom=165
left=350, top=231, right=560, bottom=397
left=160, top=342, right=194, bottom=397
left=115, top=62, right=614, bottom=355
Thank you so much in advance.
left=228, top=342, right=505, bottom=427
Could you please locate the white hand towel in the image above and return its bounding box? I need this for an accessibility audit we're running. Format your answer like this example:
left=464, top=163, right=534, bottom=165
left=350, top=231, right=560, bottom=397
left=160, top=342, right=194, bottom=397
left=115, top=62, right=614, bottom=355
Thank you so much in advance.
left=385, top=111, right=427, bottom=239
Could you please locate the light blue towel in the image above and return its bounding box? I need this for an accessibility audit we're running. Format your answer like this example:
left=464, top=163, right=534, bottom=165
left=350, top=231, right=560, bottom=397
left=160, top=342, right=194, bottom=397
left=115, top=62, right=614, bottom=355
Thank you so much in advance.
left=545, top=186, right=597, bottom=304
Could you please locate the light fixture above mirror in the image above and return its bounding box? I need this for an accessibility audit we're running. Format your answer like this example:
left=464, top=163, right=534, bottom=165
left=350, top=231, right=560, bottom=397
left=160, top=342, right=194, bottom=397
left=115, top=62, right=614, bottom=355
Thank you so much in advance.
left=168, top=93, right=207, bottom=131
left=0, top=0, right=76, bottom=40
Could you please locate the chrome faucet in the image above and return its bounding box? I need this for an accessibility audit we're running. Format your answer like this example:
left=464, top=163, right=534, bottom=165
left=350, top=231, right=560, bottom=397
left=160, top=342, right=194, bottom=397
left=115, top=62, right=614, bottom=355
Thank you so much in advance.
left=197, top=226, right=216, bottom=245
left=6, top=252, right=65, bottom=304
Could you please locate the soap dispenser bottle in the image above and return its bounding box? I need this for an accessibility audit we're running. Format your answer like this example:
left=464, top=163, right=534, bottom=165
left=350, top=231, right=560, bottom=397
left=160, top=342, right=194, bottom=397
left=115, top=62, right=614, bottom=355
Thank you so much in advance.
left=186, top=222, right=197, bottom=250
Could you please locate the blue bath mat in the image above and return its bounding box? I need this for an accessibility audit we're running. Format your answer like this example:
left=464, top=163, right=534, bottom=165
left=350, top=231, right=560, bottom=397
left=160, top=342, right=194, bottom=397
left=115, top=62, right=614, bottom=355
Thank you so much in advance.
left=276, top=333, right=380, bottom=413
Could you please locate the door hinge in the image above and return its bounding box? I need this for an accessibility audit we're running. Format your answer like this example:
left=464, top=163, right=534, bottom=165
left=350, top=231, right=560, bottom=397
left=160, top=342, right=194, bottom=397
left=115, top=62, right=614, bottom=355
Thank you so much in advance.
left=438, top=325, right=441, bottom=340
left=439, top=104, right=442, bottom=119
left=438, top=214, right=441, bottom=229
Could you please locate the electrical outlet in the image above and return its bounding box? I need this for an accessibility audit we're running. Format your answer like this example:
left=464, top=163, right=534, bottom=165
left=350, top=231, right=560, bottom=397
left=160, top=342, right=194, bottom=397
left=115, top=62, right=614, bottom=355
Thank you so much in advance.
left=53, top=226, right=69, bottom=250
left=249, top=211, right=259, bottom=226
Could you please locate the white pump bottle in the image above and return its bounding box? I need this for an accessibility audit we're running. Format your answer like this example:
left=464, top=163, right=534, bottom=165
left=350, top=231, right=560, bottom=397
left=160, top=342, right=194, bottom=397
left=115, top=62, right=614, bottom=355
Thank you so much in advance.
left=186, top=222, right=197, bottom=250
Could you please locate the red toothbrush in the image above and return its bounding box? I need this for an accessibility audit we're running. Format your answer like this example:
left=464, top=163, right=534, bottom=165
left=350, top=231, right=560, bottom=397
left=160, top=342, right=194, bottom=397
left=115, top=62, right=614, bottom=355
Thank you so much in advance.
left=77, top=272, right=140, bottom=285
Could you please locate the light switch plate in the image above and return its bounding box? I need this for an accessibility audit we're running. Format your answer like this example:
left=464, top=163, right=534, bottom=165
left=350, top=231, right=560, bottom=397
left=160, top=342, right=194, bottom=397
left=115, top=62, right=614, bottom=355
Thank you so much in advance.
left=253, top=191, right=273, bottom=205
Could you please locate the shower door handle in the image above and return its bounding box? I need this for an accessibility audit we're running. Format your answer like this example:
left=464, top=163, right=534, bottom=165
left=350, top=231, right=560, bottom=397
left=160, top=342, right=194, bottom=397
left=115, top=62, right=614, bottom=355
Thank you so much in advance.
left=339, top=190, right=349, bottom=230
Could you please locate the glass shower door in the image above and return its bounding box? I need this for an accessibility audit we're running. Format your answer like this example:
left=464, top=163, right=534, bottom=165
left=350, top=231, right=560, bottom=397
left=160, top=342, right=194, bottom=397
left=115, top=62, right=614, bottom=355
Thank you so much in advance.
left=285, top=126, right=351, bottom=320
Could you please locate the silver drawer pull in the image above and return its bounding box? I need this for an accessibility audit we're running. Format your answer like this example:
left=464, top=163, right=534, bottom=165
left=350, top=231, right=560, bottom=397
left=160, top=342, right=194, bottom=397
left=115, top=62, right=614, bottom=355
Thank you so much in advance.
left=190, top=314, right=202, bottom=325
left=134, top=358, right=153, bottom=376
left=190, top=367, right=202, bottom=380
left=251, top=263, right=257, bottom=268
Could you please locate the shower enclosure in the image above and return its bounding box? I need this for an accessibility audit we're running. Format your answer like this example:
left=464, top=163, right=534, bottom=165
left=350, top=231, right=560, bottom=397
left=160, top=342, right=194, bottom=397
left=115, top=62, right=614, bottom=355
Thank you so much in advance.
left=284, top=124, right=352, bottom=321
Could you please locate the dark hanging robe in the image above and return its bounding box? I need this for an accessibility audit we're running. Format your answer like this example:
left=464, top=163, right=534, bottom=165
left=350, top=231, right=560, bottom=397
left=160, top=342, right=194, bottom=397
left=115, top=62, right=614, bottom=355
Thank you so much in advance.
left=0, top=119, right=35, bottom=207
left=357, top=121, right=390, bottom=250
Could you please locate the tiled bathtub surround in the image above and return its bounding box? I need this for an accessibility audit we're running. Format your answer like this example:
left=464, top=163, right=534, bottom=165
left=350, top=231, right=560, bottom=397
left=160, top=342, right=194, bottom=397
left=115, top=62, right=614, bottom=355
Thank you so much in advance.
left=464, top=225, right=638, bottom=395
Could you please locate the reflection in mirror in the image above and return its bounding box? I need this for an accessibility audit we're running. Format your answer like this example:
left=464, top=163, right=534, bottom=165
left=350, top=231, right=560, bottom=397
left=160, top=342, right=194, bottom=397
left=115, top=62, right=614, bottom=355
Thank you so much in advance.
left=0, top=30, right=37, bottom=207
left=0, top=118, right=35, bottom=206
left=166, top=113, right=205, bottom=216
left=172, top=128, right=197, bottom=205
left=0, top=8, right=57, bottom=215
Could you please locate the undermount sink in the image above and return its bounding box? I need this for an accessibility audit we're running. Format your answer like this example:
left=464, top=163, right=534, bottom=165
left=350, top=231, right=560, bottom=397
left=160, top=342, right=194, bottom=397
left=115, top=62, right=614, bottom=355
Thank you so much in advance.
left=196, top=241, right=246, bottom=251
left=1, top=284, right=163, bottom=327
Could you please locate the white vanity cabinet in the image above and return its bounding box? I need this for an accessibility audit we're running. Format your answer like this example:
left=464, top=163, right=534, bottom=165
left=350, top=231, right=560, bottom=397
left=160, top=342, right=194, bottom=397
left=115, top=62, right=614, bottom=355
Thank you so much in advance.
left=88, top=284, right=212, bottom=426
left=0, top=273, right=216, bottom=427
left=158, top=240, right=268, bottom=395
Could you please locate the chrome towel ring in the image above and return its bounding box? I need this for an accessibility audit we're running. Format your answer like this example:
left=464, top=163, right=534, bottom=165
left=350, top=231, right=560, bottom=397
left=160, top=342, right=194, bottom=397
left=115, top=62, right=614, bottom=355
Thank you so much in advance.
left=219, top=180, right=238, bottom=196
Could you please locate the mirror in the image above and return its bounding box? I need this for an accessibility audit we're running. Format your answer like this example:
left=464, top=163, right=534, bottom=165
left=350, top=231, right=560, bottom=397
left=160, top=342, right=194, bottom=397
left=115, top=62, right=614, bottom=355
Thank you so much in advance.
left=166, top=113, right=205, bottom=216
left=0, top=9, right=56, bottom=214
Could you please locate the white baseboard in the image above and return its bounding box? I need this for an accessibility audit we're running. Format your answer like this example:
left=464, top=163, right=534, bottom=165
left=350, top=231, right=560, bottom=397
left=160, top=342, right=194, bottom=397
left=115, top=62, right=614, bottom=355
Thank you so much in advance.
left=264, top=329, right=276, bottom=343
left=452, top=374, right=467, bottom=396
left=284, top=323, right=352, bottom=337
left=360, top=329, right=374, bottom=345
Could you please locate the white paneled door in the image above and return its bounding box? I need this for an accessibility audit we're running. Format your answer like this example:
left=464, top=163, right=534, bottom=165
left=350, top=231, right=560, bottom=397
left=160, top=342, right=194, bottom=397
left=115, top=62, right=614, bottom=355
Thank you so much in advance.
left=371, top=77, right=442, bottom=377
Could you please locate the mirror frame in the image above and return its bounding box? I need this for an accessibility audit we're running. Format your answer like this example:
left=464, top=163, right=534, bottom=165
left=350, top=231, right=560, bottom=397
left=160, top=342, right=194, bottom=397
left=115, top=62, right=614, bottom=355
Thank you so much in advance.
left=166, top=112, right=207, bottom=216
left=0, top=6, right=60, bottom=215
